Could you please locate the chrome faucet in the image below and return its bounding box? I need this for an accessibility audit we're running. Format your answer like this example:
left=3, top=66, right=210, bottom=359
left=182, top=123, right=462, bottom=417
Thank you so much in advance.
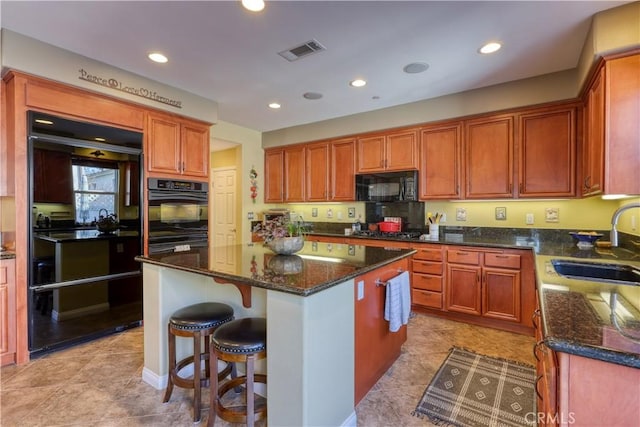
left=610, top=202, right=640, bottom=247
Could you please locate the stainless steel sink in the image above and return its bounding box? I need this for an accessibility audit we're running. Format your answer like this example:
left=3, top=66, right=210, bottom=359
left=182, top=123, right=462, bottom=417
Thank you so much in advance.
left=551, top=259, right=640, bottom=286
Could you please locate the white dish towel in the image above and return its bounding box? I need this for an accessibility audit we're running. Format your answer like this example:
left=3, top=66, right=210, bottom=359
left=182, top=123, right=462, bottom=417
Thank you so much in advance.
left=384, top=271, right=411, bottom=332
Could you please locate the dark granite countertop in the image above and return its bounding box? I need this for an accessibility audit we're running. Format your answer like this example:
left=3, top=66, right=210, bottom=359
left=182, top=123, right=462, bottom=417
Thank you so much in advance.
left=34, top=229, right=140, bottom=243
left=311, top=225, right=640, bottom=368
left=136, top=242, right=415, bottom=297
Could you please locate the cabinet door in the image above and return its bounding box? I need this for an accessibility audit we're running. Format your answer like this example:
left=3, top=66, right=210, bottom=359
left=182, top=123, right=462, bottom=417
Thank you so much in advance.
left=356, top=135, right=385, bottom=172
left=605, top=54, right=640, bottom=195
left=180, top=122, right=209, bottom=178
left=284, top=146, right=305, bottom=202
left=0, top=259, right=16, bottom=363
left=147, top=114, right=181, bottom=175
left=446, top=264, right=481, bottom=315
left=330, top=138, right=356, bottom=201
left=33, top=149, right=74, bottom=204
left=518, top=107, right=576, bottom=197
left=305, top=142, right=329, bottom=201
left=465, top=116, right=514, bottom=198
left=420, top=124, right=462, bottom=199
left=264, top=149, right=284, bottom=202
left=583, top=67, right=605, bottom=196
left=385, top=129, right=419, bottom=171
left=482, top=267, right=521, bottom=322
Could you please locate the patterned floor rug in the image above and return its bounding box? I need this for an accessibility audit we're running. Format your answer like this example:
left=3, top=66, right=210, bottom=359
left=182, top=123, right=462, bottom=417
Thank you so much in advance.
left=413, top=347, right=537, bottom=427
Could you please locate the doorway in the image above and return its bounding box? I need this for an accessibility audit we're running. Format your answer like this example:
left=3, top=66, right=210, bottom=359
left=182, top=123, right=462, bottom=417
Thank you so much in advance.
left=212, top=167, right=238, bottom=273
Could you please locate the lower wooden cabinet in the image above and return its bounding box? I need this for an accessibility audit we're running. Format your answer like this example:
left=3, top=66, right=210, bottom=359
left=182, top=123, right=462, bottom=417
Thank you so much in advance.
left=411, top=244, right=445, bottom=310
left=1, top=258, right=16, bottom=366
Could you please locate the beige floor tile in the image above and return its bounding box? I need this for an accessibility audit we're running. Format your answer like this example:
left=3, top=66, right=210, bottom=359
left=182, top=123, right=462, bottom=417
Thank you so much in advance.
left=0, top=313, right=534, bottom=426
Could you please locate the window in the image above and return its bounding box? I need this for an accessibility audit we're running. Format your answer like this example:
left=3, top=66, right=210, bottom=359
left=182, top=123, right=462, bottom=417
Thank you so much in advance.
left=72, top=162, right=119, bottom=225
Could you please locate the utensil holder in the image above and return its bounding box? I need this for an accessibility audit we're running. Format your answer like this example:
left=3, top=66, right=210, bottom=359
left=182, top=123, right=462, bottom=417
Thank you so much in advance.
left=429, top=224, right=439, bottom=240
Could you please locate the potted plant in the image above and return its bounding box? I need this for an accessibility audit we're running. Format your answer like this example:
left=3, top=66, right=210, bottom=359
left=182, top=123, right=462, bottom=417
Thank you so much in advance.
left=253, top=216, right=307, bottom=255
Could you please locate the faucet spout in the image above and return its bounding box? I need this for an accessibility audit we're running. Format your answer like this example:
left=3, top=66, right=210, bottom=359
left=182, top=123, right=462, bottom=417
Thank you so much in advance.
left=610, top=202, right=640, bottom=247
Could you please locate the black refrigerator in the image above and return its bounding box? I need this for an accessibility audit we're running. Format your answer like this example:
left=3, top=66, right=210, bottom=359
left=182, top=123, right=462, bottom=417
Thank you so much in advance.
left=27, top=112, right=144, bottom=357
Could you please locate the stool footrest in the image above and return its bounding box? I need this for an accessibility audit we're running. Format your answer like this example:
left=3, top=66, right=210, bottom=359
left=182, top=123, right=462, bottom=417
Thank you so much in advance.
left=215, top=374, right=268, bottom=423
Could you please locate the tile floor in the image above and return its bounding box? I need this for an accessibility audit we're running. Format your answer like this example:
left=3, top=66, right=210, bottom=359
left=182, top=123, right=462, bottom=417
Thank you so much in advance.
left=1, top=313, right=535, bottom=426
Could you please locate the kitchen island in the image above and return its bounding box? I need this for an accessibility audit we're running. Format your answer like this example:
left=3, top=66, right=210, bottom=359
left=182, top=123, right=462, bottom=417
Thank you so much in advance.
left=136, top=242, right=414, bottom=426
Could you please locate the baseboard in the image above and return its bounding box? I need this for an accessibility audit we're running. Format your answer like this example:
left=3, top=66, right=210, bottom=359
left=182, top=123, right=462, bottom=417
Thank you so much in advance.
left=52, top=302, right=110, bottom=321
left=341, top=411, right=357, bottom=427
left=142, top=366, right=167, bottom=390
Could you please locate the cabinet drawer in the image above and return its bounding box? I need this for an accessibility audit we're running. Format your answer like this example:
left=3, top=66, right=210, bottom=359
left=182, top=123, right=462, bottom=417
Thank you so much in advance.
left=412, top=273, right=442, bottom=292
left=447, top=250, right=480, bottom=265
left=412, top=260, right=443, bottom=275
left=413, top=248, right=443, bottom=262
left=412, top=289, right=442, bottom=309
left=484, top=253, right=521, bottom=269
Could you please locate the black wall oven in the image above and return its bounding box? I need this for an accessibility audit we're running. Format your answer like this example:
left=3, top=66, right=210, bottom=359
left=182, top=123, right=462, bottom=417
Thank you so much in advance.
left=148, top=178, right=209, bottom=254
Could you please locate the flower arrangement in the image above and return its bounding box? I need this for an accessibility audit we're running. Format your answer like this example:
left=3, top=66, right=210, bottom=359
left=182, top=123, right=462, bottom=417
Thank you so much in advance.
left=252, top=216, right=307, bottom=243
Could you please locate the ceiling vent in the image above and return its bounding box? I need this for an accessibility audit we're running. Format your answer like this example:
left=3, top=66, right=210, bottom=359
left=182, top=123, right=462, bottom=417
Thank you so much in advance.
left=278, top=39, right=326, bottom=62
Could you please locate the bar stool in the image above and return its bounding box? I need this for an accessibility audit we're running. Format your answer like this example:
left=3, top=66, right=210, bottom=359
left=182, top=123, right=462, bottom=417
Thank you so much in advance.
left=163, top=302, right=235, bottom=423
left=208, top=317, right=267, bottom=427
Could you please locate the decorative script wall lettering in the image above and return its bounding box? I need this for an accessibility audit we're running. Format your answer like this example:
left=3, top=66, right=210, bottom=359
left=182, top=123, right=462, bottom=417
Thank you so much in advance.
left=78, top=68, right=182, bottom=108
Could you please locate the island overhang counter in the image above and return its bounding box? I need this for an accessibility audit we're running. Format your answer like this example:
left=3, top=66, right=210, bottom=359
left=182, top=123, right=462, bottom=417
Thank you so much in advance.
left=136, top=242, right=415, bottom=426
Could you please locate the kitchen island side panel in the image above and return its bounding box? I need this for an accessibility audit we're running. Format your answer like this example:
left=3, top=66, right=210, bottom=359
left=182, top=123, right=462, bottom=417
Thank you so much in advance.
left=266, top=280, right=356, bottom=427
left=141, top=263, right=267, bottom=389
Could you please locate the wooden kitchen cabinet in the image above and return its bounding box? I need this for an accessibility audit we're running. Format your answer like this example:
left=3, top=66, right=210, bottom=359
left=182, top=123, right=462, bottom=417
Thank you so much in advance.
left=411, top=244, right=445, bottom=310
left=1, top=258, right=17, bottom=366
left=305, top=138, right=356, bottom=201
left=354, top=257, right=409, bottom=405
left=305, top=141, right=330, bottom=201
left=582, top=53, right=640, bottom=196
left=356, top=128, right=419, bottom=173
left=146, top=112, right=210, bottom=179
left=582, top=66, right=605, bottom=196
left=517, top=105, right=577, bottom=198
left=419, top=122, right=462, bottom=199
left=446, top=247, right=526, bottom=328
left=464, top=115, right=514, bottom=199
left=264, top=145, right=305, bottom=202
left=33, top=148, right=74, bottom=204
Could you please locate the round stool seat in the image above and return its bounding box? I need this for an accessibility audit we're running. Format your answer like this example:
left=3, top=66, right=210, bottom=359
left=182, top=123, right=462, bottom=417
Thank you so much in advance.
left=169, top=302, right=234, bottom=331
left=212, top=317, right=266, bottom=354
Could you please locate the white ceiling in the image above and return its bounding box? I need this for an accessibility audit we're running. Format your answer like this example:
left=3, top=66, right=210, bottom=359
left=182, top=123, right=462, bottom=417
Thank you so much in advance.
left=1, top=0, right=631, bottom=137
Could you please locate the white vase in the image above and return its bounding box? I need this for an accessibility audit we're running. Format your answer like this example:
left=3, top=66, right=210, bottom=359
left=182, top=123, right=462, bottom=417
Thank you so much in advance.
left=267, top=236, right=304, bottom=255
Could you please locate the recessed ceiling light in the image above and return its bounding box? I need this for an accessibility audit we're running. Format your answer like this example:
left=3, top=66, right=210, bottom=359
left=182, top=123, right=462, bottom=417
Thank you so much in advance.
left=242, top=0, right=265, bottom=12
left=34, top=119, right=53, bottom=125
left=350, top=79, right=367, bottom=88
left=148, top=52, right=168, bottom=63
left=403, top=62, right=429, bottom=74
left=479, top=42, right=502, bottom=54
left=268, top=102, right=281, bottom=109
left=303, top=92, right=323, bottom=100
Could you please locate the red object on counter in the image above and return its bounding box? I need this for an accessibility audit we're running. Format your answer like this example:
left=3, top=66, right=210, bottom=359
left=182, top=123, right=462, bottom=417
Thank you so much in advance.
left=378, top=221, right=401, bottom=232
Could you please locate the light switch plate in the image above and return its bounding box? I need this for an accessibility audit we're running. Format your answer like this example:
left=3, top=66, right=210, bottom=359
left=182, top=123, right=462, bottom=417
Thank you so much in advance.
left=526, top=213, right=534, bottom=225
left=357, top=280, right=364, bottom=300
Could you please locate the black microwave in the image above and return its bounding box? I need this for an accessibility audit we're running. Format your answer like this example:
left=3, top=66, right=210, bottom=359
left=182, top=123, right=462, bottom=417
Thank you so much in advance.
left=356, top=171, right=418, bottom=202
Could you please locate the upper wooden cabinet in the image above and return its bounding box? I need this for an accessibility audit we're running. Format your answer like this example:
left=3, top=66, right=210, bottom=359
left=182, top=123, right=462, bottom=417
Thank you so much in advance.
left=330, top=138, right=356, bottom=201
left=464, top=115, right=514, bottom=199
left=33, top=148, right=74, bottom=204
left=146, top=112, right=210, bottom=180
left=419, top=123, right=462, bottom=200
left=264, top=145, right=305, bottom=203
left=582, top=53, right=640, bottom=196
left=583, top=66, right=605, bottom=196
left=356, top=129, right=419, bottom=173
left=517, top=105, right=577, bottom=198
left=305, top=142, right=330, bottom=202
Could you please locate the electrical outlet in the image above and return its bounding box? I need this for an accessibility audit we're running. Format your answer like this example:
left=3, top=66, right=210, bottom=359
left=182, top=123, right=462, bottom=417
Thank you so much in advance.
left=440, top=213, right=447, bottom=223
left=526, top=213, right=534, bottom=225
